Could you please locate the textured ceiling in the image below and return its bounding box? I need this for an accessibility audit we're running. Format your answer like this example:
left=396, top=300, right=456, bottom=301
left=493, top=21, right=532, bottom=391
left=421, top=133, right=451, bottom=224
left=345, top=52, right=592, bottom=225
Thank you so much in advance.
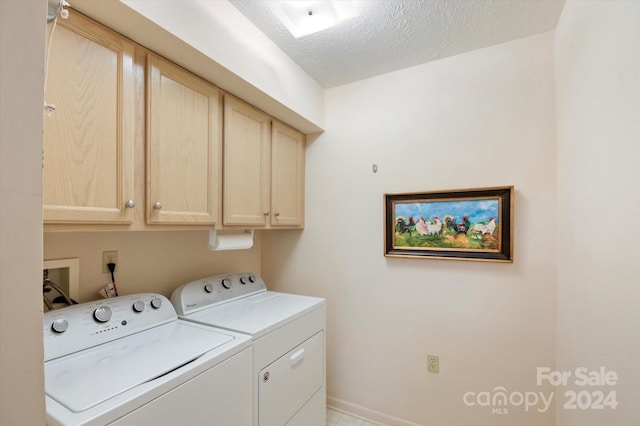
left=229, top=0, right=566, bottom=88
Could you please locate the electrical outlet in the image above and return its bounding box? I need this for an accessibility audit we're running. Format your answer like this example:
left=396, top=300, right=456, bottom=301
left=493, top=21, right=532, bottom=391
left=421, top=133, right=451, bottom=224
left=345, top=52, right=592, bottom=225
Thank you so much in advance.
left=427, top=354, right=439, bottom=373
left=102, top=251, right=118, bottom=274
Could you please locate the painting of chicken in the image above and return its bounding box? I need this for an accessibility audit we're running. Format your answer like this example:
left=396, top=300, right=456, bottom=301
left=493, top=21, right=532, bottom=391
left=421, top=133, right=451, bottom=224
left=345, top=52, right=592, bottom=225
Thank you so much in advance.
left=395, top=216, right=415, bottom=235
left=444, top=215, right=471, bottom=234
left=415, top=217, right=442, bottom=235
left=391, top=196, right=501, bottom=250
left=471, top=217, right=496, bottom=235
left=385, top=186, right=513, bottom=262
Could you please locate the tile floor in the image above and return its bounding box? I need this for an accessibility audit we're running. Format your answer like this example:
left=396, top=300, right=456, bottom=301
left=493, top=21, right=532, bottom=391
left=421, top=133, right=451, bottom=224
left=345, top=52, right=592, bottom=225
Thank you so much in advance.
left=326, top=408, right=385, bottom=426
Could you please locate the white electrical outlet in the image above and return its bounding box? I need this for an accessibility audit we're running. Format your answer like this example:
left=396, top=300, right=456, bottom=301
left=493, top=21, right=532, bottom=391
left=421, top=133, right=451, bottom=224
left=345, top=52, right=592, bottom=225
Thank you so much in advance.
left=102, top=251, right=118, bottom=274
left=427, top=354, right=439, bottom=373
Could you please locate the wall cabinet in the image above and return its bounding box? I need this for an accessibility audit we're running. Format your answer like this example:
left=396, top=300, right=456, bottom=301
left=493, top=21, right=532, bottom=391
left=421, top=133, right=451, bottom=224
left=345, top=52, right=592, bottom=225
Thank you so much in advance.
left=270, top=120, right=305, bottom=227
left=146, top=54, right=221, bottom=225
left=223, top=96, right=305, bottom=228
left=43, top=11, right=135, bottom=224
left=43, top=11, right=305, bottom=232
left=223, top=96, right=271, bottom=226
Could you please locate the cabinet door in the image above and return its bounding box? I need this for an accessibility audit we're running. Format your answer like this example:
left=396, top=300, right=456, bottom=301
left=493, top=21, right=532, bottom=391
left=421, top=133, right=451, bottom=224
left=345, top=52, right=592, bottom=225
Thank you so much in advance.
left=223, top=96, right=271, bottom=226
left=43, top=11, right=135, bottom=223
left=271, top=121, right=305, bottom=227
left=147, top=54, right=221, bottom=225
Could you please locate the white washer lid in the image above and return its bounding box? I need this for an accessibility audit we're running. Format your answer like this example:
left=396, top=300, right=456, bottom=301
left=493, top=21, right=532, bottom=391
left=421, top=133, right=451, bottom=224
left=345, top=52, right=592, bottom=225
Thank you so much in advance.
left=45, top=321, right=235, bottom=413
left=185, top=291, right=325, bottom=338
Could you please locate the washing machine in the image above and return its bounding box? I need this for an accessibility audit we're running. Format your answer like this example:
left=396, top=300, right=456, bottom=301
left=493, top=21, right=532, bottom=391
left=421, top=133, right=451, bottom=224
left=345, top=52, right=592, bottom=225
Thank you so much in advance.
left=43, top=293, right=253, bottom=426
left=170, top=273, right=326, bottom=426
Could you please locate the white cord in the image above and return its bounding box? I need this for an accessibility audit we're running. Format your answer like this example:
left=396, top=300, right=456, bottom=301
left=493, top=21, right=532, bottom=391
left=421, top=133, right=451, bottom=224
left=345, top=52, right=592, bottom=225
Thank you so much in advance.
left=44, top=0, right=70, bottom=116
left=43, top=17, right=58, bottom=116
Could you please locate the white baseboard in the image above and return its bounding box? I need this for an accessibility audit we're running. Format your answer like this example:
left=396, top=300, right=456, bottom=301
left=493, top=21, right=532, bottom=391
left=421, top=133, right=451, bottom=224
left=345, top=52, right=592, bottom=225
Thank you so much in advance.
left=327, top=396, right=423, bottom=426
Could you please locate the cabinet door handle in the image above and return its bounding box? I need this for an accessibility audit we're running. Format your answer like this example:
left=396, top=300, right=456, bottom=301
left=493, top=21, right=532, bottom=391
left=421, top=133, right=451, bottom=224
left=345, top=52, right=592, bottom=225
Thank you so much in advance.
left=289, top=348, right=305, bottom=366
left=153, top=201, right=162, bottom=210
left=263, top=211, right=269, bottom=216
left=274, top=212, right=280, bottom=217
left=125, top=200, right=136, bottom=208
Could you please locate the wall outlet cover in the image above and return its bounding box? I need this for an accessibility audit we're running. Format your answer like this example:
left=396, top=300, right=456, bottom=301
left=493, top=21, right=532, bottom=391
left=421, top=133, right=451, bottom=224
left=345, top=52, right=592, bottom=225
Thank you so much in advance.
left=427, top=354, right=439, bottom=373
left=102, top=251, right=118, bottom=274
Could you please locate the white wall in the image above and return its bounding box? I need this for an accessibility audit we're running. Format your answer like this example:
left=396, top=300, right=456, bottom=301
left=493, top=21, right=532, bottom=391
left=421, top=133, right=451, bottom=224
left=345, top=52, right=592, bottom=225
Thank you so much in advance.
left=263, top=32, right=557, bottom=425
left=555, top=1, right=640, bottom=425
left=0, top=0, right=46, bottom=424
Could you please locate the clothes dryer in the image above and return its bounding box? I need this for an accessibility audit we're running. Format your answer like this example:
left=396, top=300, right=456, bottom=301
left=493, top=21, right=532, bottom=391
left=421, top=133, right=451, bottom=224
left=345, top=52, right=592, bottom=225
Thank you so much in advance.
left=171, top=273, right=326, bottom=426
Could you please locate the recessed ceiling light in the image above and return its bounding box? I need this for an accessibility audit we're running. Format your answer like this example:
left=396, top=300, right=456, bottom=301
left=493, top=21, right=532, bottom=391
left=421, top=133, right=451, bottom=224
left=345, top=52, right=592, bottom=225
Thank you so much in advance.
left=268, top=1, right=359, bottom=38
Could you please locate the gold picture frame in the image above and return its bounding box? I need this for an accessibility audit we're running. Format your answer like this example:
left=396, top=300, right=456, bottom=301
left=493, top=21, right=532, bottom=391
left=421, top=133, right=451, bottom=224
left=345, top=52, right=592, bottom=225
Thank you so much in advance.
left=384, top=186, right=514, bottom=262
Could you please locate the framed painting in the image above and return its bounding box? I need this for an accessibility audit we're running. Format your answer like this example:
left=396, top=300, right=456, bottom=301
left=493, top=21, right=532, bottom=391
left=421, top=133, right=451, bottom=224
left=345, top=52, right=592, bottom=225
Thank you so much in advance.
left=384, top=186, right=514, bottom=262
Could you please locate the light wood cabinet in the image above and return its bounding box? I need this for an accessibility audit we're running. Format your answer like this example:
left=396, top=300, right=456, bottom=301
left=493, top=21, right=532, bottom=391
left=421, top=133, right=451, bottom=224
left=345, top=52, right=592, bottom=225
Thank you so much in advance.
left=270, top=120, right=305, bottom=227
left=43, top=10, right=135, bottom=224
left=43, top=12, right=304, bottom=232
left=146, top=54, right=221, bottom=225
left=223, top=96, right=271, bottom=226
left=223, top=96, right=305, bottom=228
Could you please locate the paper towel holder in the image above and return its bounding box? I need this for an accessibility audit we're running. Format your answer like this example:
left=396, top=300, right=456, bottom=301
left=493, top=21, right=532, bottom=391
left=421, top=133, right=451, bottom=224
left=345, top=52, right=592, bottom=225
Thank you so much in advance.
left=208, top=229, right=254, bottom=251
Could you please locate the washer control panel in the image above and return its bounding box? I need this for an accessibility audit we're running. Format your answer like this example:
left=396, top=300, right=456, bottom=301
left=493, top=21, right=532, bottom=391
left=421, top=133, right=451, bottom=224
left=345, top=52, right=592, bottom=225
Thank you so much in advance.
left=43, top=294, right=176, bottom=361
left=170, top=272, right=266, bottom=316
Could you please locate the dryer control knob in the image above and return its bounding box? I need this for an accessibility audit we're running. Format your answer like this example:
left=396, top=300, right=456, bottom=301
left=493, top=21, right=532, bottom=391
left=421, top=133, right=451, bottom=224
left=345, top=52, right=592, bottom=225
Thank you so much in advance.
left=94, top=306, right=112, bottom=323
left=240, top=276, right=247, bottom=285
left=150, top=297, right=162, bottom=309
left=132, top=301, right=145, bottom=313
left=51, top=318, right=68, bottom=333
left=248, top=275, right=256, bottom=283
left=204, top=283, right=214, bottom=293
left=221, top=278, right=232, bottom=289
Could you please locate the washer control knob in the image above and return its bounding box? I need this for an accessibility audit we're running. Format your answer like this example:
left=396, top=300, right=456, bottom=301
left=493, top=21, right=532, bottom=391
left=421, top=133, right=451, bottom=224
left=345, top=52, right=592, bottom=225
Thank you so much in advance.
left=204, top=283, right=214, bottom=293
left=51, top=318, right=68, bottom=333
left=248, top=275, right=256, bottom=283
left=132, top=301, right=145, bottom=313
left=93, top=306, right=112, bottom=323
left=221, top=278, right=232, bottom=289
left=240, top=276, right=247, bottom=285
left=150, top=297, right=162, bottom=309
